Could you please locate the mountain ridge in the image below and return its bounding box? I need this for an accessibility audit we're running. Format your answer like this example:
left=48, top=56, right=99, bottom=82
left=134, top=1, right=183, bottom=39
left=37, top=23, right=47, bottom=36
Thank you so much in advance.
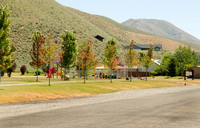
left=122, top=19, right=200, bottom=44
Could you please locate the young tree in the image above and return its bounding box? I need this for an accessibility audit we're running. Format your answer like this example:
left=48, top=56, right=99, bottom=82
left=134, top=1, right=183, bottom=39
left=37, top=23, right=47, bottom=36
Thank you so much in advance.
left=40, top=34, right=61, bottom=86
left=141, top=56, right=154, bottom=81
left=103, top=38, right=119, bottom=83
left=0, top=6, right=16, bottom=82
left=77, top=42, right=98, bottom=83
left=125, top=40, right=136, bottom=81
left=60, top=31, right=77, bottom=77
left=141, top=44, right=154, bottom=81
left=30, top=31, right=46, bottom=82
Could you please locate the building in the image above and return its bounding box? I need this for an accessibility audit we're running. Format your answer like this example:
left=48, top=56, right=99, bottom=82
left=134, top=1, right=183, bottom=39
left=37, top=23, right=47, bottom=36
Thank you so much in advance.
left=94, top=35, right=104, bottom=42
left=125, top=44, right=162, bottom=51
left=185, top=66, right=200, bottom=79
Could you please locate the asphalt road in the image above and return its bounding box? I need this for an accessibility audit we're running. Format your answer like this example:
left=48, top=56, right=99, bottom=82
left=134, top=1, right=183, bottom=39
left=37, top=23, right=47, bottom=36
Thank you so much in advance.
left=1, top=87, right=200, bottom=128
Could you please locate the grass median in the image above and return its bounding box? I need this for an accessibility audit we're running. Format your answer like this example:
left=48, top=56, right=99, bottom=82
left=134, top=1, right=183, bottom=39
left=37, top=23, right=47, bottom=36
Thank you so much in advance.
left=0, top=76, right=200, bottom=104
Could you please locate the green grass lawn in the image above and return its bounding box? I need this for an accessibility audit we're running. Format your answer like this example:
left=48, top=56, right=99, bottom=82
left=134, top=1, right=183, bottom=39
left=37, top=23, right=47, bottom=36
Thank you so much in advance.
left=0, top=74, right=200, bottom=104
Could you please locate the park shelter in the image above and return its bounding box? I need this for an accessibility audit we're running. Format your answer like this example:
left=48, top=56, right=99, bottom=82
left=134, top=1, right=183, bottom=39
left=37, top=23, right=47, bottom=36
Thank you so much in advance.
left=185, top=66, right=200, bottom=79
left=95, top=66, right=128, bottom=79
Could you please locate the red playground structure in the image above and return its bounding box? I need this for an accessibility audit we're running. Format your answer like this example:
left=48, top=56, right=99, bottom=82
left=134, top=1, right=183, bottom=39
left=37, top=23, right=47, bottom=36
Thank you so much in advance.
left=46, top=67, right=54, bottom=78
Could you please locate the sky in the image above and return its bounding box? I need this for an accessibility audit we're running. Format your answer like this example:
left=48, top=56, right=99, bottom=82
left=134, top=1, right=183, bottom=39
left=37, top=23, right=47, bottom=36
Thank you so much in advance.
left=56, top=0, right=200, bottom=39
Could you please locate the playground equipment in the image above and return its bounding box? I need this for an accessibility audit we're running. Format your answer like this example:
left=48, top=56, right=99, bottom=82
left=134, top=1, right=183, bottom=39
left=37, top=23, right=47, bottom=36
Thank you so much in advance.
left=46, top=67, right=54, bottom=78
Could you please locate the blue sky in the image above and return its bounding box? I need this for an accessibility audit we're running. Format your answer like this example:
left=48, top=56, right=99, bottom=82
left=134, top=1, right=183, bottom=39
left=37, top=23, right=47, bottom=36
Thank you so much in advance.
left=56, top=0, right=200, bottom=39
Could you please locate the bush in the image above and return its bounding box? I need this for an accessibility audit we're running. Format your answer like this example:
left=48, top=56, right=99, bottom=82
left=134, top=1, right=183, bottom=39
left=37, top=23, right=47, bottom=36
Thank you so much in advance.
left=7, top=62, right=17, bottom=77
left=20, top=65, right=27, bottom=75
left=1, top=71, right=4, bottom=77
left=35, top=69, right=42, bottom=76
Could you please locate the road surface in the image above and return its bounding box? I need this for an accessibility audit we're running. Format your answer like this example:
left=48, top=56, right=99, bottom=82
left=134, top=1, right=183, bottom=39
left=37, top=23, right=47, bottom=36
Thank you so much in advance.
left=1, top=86, right=200, bottom=128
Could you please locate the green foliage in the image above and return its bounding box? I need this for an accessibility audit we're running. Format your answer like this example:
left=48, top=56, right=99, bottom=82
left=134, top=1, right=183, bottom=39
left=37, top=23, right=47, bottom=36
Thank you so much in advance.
left=125, top=40, right=137, bottom=81
left=0, top=5, right=16, bottom=81
left=174, top=46, right=198, bottom=75
left=154, top=53, right=172, bottom=75
left=141, top=46, right=154, bottom=80
left=125, top=40, right=136, bottom=69
left=147, top=44, right=153, bottom=59
left=168, top=57, right=178, bottom=77
left=40, top=34, right=62, bottom=86
left=60, top=31, right=77, bottom=70
left=103, top=38, right=118, bottom=69
left=103, top=38, right=119, bottom=83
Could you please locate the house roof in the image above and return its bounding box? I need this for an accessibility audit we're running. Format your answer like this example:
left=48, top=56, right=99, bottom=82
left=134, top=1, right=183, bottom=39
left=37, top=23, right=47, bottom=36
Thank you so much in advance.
left=94, top=35, right=104, bottom=41
left=124, top=44, right=162, bottom=49
left=133, top=44, right=162, bottom=49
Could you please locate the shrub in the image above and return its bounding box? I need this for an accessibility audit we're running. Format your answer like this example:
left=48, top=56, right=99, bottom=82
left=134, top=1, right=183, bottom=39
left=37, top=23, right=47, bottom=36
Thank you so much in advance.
left=20, top=65, right=27, bottom=75
left=1, top=71, right=4, bottom=77
left=7, top=62, right=17, bottom=77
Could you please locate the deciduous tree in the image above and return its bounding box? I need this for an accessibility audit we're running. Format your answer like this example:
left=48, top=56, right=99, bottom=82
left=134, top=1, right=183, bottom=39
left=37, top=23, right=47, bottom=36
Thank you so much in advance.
left=0, top=6, right=16, bottom=82
left=103, top=38, right=119, bottom=83
left=77, top=42, right=98, bottom=83
left=141, top=44, right=154, bottom=81
left=30, top=31, right=45, bottom=82
left=40, top=34, right=61, bottom=86
left=125, top=40, right=136, bottom=81
left=60, top=31, right=77, bottom=77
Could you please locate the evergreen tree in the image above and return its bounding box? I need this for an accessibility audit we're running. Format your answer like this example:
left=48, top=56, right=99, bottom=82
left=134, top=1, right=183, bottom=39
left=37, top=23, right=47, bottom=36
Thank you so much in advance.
left=30, top=31, right=45, bottom=82
left=168, top=57, right=178, bottom=77
left=0, top=6, right=16, bottom=82
left=60, top=31, right=77, bottom=77
left=103, top=38, right=119, bottom=83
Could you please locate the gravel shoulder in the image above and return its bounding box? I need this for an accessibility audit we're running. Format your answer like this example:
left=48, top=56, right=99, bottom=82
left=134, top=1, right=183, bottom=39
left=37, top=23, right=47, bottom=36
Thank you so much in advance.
left=0, top=85, right=199, bottom=119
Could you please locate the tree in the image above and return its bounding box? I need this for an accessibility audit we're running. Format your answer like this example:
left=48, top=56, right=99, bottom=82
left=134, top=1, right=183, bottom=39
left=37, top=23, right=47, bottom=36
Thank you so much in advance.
left=30, top=31, right=46, bottom=82
left=141, top=56, right=154, bottom=81
left=141, top=44, right=154, bottom=81
left=20, top=65, right=27, bottom=75
left=77, top=42, right=98, bottom=83
left=154, top=53, right=172, bottom=76
left=174, top=46, right=197, bottom=76
left=7, top=62, right=16, bottom=77
left=60, top=31, right=77, bottom=77
left=40, top=34, right=61, bottom=86
left=125, top=40, right=136, bottom=81
left=0, top=5, right=16, bottom=82
left=168, top=57, right=178, bottom=77
left=147, top=44, right=153, bottom=59
left=103, top=38, right=119, bottom=83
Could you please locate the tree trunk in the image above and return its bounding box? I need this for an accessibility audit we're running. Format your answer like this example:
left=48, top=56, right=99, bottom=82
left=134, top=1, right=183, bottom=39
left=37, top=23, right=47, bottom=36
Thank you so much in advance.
left=146, top=69, right=147, bottom=81
left=57, top=63, right=58, bottom=79
left=110, top=69, right=112, bottom=83
left=130, top=68, right=132, bottom=82
left=0, top=69, right=1, bottom=82
left=53, top=65, right=54, bottom=79
left=49, top=64, right=51, bottom=86
left=36, top=66, right=38, bottom=82
left=64, top=68, right=66, bottom=80
left=61, top=67, right=62, bottom=80
left=84, top=70, right=86, bottom=84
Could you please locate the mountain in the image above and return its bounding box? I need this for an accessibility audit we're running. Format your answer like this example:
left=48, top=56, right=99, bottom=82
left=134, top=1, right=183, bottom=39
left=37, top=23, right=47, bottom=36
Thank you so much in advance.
left=122, top=19, right=200, bottom=44
left=1, top=0, right=200, bottom=71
